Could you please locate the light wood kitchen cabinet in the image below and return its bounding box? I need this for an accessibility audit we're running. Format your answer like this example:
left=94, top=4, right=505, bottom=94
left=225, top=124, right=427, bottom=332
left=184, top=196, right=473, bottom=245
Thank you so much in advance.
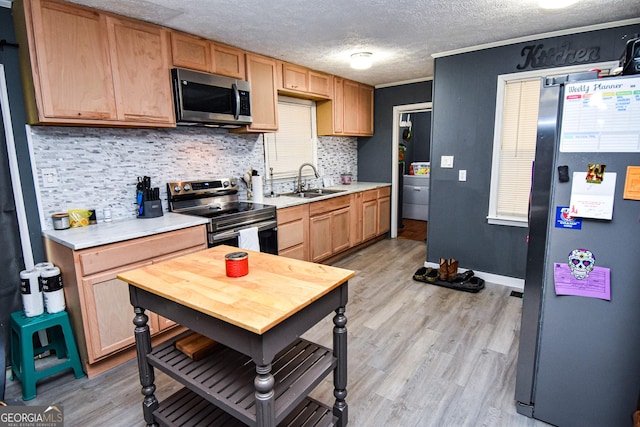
left=14, top=0, right=175, bottom=127
left=170, top=31, right=211, bottom=72
left=277, top=204, right=309, bottom=260
left=211, top=42, right=245, bottom=79
left=235, top=53, right=278, bottom=132
left=278, top=62, right=332, bottom=100
left=350, top=192, right=363, bottom=246
left=362, top=189, right=379, bottom=241
left=309, top=195, right=350, bottom=262
left=170, top=31, right=245, bottom=79
left=317, top=76, right=373, bottom=136
left=44, top=225, right=207, bottom=377
left=14, top=0, right=117, bottom=123
left=377, top=186, right=391, bottom=235
left=106, top=16, right=174, bottom=125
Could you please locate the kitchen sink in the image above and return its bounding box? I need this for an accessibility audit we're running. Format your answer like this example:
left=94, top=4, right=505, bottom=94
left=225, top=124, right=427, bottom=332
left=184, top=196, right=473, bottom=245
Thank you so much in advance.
left=280, top=189, right=346, bottom=198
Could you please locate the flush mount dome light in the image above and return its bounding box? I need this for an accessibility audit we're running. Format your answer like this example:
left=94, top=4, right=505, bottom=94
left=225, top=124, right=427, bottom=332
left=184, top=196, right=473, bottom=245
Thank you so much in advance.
left=350, top=52, right=373, bottom=70
left=539, top=0, right=579, bottom=9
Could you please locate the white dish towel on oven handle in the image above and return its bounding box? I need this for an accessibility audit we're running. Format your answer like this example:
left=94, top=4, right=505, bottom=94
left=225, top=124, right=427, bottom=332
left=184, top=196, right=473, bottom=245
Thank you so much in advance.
left=238, top=227, right=260, bottom=252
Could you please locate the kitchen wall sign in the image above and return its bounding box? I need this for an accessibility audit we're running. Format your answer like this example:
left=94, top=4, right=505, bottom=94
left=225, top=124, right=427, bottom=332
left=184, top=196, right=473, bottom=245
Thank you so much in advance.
left=516, top=42, right=600, bottom=70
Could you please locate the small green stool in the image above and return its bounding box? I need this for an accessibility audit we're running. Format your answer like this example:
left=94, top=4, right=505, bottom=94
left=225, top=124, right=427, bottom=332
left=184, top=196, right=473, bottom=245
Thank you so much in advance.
left=10, top=310, right=85, bottom=400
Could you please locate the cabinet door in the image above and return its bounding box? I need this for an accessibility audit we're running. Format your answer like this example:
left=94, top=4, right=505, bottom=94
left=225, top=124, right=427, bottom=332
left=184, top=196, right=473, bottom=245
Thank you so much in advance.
left=362, top=199, right=378, bottom=241
left=310, top=213, right=332, bottom=262
left=308, top=70, right=332, bottom=98
left=359, top=84, right=374, bottom=135
left=378, top=196, right=391, bottom=235
left=343, top=79, right=360, bottom=135
left=27, top=0, right=117, bottom=121
left=244, top=53, right=278, bottom=131
left=81, top=263, right=158, bottom=362
left=332, top=207, right=351, bottom=254
left=212, top=43, right=245, bottom=79
left=107, top=16, right=175, bottom=125
left=282, top=63, right=308, bottom=92
left=349, top=192, right=363, bottom=245
left=170, top=31, right=211, bottom=72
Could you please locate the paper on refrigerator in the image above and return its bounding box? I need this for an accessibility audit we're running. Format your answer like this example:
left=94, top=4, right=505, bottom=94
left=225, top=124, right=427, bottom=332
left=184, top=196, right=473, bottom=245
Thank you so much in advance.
left=568, top=172, right=616, bottom=220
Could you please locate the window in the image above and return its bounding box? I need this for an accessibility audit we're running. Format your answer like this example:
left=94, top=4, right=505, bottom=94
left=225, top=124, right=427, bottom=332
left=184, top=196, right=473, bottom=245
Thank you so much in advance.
left=488, top=61, right=619, bottom=227
left=264, top=96, right=317, bottom=180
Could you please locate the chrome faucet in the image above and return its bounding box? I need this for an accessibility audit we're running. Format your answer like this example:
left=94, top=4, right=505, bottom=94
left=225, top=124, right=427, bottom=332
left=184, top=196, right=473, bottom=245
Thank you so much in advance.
left=297, top=163, right=319, bottom=193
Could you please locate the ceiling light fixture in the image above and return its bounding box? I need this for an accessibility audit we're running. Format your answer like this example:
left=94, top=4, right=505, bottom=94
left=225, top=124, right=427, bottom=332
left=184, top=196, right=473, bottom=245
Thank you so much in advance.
left=350, top=52, right=373, bottom=70
left=538, top=0, right=579, bottom=9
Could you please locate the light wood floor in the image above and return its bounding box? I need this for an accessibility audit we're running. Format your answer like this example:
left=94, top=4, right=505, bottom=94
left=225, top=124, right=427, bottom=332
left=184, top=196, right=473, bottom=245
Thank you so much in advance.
left=398, top=219, right=427, bottom=242
left=4, top=238, right=549, bottom=427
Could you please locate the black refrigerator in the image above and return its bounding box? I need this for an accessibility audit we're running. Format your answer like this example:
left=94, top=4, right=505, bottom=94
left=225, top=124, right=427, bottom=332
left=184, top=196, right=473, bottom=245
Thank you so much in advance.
left=515, top=72, right=640, bottom=426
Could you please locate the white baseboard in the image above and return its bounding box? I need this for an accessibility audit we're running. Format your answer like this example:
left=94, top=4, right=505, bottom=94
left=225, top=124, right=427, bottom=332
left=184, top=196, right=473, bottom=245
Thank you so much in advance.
left=424, top=261, right=524, bottom=291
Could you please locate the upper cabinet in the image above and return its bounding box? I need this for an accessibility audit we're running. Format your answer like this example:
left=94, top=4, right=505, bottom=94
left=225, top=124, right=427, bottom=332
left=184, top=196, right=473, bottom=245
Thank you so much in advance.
left=317, top=76, right=374, bottom=136
left=236, top=53, right=279, bottom=132
left=170, top=31, right=245, bottom=79
left=278, top=62, right=332, bottom=100
left=14, top=0, right=371, bottom=132
left=14, top=0, right=175, bottom=127
left=106, top=16, right=174, bottom=124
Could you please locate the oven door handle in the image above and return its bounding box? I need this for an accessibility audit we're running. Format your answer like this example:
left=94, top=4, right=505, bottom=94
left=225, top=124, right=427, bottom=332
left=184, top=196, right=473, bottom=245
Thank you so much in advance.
left=211, top=220, right=278, bottom=241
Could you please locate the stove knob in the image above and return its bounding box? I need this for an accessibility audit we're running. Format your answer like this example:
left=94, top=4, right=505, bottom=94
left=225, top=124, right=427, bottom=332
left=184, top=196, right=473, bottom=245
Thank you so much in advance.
left=183, top=184, right=191, bottom=191
left=173, top=185, right=181, bottom=193
left=222, top=181, right=229, bottom=188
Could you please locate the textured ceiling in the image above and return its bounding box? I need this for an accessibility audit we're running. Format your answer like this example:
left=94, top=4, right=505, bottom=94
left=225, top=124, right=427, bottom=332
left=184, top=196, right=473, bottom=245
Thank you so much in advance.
left=62, top=0, right=640, bottom=86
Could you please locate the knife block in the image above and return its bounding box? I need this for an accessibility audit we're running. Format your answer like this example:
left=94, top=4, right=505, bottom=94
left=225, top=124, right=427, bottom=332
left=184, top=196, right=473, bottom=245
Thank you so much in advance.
left=138, top=200, right=163, bottom=218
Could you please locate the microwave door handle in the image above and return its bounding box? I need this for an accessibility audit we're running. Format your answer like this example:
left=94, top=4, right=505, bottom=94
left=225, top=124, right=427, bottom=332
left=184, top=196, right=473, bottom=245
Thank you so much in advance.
left=232, top=83, right=240, bottom=120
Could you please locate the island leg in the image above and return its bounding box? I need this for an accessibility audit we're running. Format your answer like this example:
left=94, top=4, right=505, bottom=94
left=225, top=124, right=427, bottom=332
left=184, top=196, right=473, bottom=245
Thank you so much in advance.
left=254, top=362, right=276, bottom=427
left=133, top=307, right=159, bottom=427
left=333, top=305, right=348, bottom=426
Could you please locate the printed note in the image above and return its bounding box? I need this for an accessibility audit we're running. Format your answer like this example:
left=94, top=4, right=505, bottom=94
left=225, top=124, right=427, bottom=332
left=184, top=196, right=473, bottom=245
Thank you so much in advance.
left=553, top=263, right=611, bottom=301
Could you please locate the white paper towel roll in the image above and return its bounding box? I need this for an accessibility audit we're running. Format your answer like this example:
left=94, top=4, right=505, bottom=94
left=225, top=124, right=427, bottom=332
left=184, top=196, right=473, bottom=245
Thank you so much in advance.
left=20, top=269, right=44, bottom=317
left=251, top=175, right=263, bottom=203
left=40, top=266, right=66, bottom=313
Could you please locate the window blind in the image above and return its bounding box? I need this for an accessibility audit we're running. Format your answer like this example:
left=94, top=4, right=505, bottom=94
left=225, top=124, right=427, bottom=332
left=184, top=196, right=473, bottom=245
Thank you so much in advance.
left=264, top=98, right=316, bottom=179
left=496, top=79, right=540, bottom=219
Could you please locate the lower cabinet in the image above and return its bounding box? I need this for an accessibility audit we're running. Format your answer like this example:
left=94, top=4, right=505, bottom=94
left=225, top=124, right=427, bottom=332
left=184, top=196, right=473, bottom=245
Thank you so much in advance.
left=44, top=225, right=207, bottom=377
left=277, top=204, right=309, bottom=260
left=309, top=196, right=350, bottom=262
left=277, top=186, right=391, bottom=263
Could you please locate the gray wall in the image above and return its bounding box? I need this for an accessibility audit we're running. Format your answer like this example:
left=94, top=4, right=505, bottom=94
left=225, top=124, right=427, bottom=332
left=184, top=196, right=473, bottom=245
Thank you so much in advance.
left=402, top=111, right=431, bottom=169
left=358, top=81, right=432, bottom=182
left=429, top=24, right=640, bottom=278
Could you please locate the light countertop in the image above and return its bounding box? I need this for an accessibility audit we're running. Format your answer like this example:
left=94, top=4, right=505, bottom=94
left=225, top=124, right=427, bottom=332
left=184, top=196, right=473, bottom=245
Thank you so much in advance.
left=42, top=182, right=390, bottom=251
left=259, top=182, right=390, bottom=209
left=42, top=213, right=209, bottom=251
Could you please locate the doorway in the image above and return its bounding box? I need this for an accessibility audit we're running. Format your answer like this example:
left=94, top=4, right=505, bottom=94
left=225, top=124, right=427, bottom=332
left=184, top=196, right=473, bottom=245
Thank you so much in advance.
left=390, top=102, right=432, bottom=239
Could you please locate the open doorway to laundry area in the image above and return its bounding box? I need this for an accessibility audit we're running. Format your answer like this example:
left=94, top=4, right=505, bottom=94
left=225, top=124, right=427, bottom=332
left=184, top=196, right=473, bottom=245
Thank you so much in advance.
left=390, top=102, right=432, bottom=245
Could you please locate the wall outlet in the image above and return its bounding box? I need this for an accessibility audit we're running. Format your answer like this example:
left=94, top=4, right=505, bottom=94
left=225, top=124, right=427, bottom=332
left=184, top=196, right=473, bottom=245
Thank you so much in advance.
left=42, top=168, right=59, bottom=188
left=459, top=169, right=467, bottom=181
left=441, top=155, right=454, bottom=168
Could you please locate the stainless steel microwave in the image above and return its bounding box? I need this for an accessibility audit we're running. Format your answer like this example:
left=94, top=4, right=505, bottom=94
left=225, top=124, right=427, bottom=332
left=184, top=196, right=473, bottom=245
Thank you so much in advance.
left=171, top=68, right=252, bottom=127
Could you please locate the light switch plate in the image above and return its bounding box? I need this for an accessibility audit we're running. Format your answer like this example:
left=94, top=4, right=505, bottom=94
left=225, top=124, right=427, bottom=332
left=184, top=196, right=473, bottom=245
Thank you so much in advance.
left=441, top=155, right=454, bottom=168
left=42, top=168, right=59, bottom=188
left=459, top=170, right=467, bottom=181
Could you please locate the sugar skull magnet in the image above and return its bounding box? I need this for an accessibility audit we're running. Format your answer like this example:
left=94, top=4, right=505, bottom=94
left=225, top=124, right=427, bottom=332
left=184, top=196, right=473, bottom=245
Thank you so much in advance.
left=568, top=249, right=595, bottom=280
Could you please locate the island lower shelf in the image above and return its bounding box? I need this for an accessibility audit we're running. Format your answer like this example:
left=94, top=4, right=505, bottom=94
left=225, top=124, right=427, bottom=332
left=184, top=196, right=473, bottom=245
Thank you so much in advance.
left=155, top=388, right=336, bottom=427
left=148, top=332, right=337, bottom=426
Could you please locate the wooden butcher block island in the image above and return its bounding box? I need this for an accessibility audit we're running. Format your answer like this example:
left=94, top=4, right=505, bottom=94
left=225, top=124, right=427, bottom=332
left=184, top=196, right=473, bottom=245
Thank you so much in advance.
left=117, top=245, right=355, bottom=427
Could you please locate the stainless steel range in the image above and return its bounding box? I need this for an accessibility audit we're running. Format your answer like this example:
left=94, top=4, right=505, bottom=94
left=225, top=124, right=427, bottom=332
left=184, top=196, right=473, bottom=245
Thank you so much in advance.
left=167, top=178, right=278, bottom=254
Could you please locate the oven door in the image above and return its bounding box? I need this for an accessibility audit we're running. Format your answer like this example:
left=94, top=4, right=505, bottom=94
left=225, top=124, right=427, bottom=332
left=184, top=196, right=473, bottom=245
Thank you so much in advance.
left=209, top=220, right=278, bottom=255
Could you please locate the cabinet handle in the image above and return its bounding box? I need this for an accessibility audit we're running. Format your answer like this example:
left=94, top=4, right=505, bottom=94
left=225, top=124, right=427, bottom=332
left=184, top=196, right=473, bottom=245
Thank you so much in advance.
left=413, top=187, right=421, bottom=191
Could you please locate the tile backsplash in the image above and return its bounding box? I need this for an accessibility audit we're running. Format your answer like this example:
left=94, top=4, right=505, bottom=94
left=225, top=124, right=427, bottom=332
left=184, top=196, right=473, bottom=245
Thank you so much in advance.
left=29, top=126, right=357, bottom=229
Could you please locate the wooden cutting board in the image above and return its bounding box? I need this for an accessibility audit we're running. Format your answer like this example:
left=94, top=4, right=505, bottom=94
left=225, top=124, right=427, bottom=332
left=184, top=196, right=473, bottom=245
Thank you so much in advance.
left=175, top=332, right=218, bottom=360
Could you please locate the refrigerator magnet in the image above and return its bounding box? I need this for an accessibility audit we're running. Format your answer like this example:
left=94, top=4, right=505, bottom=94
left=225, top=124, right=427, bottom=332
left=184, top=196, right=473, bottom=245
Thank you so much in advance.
left=586, top=163, right=606, bottom=183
